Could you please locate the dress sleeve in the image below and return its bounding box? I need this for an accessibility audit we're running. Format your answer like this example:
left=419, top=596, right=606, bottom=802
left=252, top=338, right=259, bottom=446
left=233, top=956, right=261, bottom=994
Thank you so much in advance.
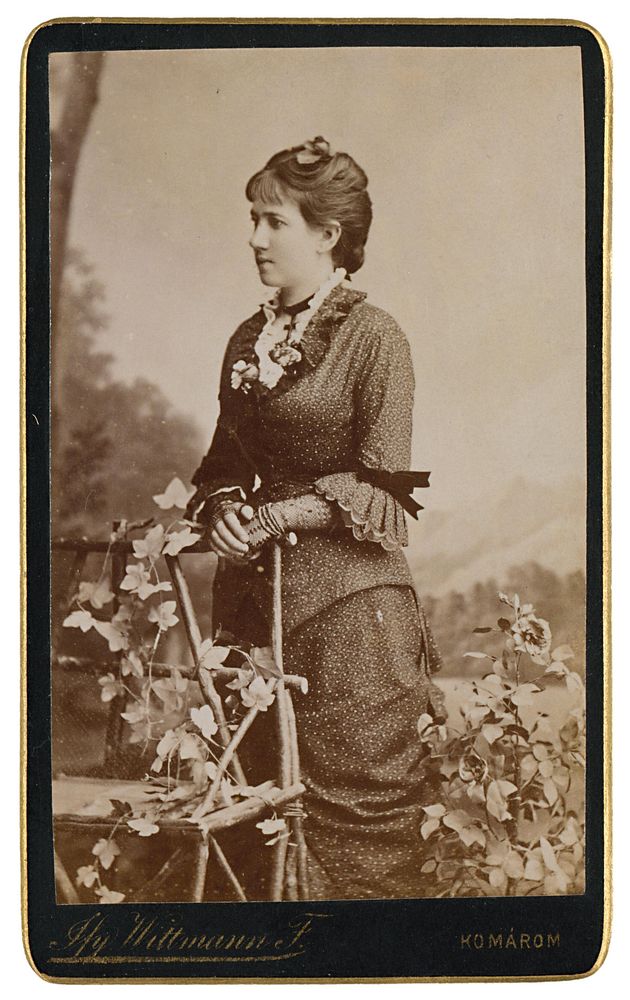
left=187, top=340, right=257, bottom=524
left=314, top=316, right=415, bottom=551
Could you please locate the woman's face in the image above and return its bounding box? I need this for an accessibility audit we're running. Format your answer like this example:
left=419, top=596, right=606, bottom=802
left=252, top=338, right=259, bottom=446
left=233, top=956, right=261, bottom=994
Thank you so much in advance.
left=249, top=195, right=328, bottom=295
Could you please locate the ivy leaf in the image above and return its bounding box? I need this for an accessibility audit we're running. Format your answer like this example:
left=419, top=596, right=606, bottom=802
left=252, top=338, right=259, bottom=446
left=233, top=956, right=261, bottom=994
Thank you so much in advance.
left=63, top=609, right=95, bottom=632
left=226, top=668, right=254, bottom=691
left=511, top=683, right=540, bottom=706
left=93, top=619, right=129, bottom=653
left=467, top=706, right=490, bottom=726
left=519, top=809, right=553, bottom=843
left=78, top=579, right=115, bottom=609
left=98, top=673, right=123, bottom=703
left=92, top=838, right=120, bottom=871
left=120, top=561, right=149, bottom=593
left=566, top=672, right=584, bottom=694
left=538, top=759, right=555, bottom=779
left=256, top=817, right=287, bottom=837
left=152, top=669, right=188, bottom=711
left=543, top=777, right=558, bottom=805
left=163, top=527, right=202, bottom=556
left=169, top=668, right=188, bottom=694
left=190, top=704, right=218, bottom=740
left=127, top=818, right=160, bottom=837
left=121, top=706, right=146, bottom=725
left=486, top=779, right=517, bottom=822
left=132, top=524, right=165, bottom=562
left=524, top=855, right=545, bottom=881
left=76, top=865, right=98, bottom=888
left=148, top=600, right=179, bottom=632
left=155, top=728, right=179, bottom=760
left=539, top=836, right=560, bottom=872
left=481, top=724, right=504, bottom=744
left=551, top=644, right=574, bottom=662
left=153, top=477, right=195, bottom=511
left=251, top=646, right=282, bottom=679
left=422, top=803, right=447, bottom=818
left=141, top=580, right=173, bottom=600
left=121, top=651, right=144, bottom=678
left=503, top=851, right=524, bottom=879
left=489, top=867, right=508, bottom=890
left=94, top=885, right=126, bottom=904
left=199, top=641, right=231, bottom=670
left=179, top=733, right=204, bottom=761
left=460, top=826, right=486, bottom=849
left=497, top=618, right=511, bottom=632
left=420, top=817, right=441, bottom=839
left=559, top=817, right=581, bottom=847
left=241, top=676, right=276, bottom=712
left=442, top=810, right=474, bottom=835
left=421, top=859, right=437, bottom=874
left=151, top=681, right=181, bottom=712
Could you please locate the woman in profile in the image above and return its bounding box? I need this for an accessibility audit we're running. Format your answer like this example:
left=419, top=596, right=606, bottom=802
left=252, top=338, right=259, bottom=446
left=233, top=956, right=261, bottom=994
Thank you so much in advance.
left=187, top=136, right=443, bottom=900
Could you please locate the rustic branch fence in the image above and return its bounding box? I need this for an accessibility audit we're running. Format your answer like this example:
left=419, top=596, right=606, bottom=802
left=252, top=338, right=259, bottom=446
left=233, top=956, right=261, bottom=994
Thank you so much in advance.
left=52, top=528, right=308, bottom=903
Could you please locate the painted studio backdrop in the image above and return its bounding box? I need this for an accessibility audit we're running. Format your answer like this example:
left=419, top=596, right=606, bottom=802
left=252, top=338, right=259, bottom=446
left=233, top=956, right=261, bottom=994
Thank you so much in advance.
left=50, top=45, right=587, bottom=903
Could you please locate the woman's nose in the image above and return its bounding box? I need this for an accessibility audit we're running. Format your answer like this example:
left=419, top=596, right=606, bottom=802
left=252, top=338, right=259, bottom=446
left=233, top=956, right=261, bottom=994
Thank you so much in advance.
left=249, top=224, right=268, bottom=250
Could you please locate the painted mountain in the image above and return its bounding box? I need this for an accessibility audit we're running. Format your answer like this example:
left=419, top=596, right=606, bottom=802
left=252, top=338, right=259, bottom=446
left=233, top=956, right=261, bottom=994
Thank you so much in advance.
left=407, top=475, right=585, bottom=599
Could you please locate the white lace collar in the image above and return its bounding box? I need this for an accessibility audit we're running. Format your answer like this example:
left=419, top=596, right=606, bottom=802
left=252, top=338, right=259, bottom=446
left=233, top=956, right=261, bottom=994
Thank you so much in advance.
left=254, top=268, right=348, bottom=389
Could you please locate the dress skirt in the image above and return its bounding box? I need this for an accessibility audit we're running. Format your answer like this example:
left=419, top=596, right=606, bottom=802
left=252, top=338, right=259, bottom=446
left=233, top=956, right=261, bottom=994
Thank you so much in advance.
left=284, top=583, right=433, bottom=900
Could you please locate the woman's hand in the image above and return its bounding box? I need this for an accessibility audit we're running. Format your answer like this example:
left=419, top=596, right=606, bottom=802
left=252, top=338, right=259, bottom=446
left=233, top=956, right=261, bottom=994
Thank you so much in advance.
left=207, top=502, right=255, bottom=561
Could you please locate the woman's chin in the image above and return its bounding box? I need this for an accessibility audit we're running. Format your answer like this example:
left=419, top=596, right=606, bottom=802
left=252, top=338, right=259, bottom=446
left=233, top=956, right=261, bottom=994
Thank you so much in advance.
left=256, top=269, right=278, bottom=288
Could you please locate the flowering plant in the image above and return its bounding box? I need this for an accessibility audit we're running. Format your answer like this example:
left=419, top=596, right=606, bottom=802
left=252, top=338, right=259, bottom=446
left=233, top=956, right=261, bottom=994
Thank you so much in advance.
left=417, top=592, right=585, bottom=897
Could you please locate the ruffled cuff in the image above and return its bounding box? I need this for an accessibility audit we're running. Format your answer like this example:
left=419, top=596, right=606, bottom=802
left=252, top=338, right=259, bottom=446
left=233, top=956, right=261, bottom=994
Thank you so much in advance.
left=313, top=471, right=408, bottom=551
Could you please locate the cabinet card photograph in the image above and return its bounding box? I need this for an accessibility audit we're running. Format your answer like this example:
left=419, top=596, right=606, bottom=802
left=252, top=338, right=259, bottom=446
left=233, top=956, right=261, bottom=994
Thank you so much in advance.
left=22, top=18, right=610, bottom=982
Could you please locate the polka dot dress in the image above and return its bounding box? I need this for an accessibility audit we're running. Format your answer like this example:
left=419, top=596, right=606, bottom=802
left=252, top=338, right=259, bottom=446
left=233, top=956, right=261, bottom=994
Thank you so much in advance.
left=192, top=282, right=443, bottom=899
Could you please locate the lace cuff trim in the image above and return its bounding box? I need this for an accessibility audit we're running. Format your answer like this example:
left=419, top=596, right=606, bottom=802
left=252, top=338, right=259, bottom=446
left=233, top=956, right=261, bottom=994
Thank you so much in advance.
left=313, top=471, right=408, bottom=551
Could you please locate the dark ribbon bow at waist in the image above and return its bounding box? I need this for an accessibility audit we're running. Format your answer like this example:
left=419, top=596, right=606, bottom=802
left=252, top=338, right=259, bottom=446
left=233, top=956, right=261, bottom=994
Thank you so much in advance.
left=357, top=464, right=431, bottom=519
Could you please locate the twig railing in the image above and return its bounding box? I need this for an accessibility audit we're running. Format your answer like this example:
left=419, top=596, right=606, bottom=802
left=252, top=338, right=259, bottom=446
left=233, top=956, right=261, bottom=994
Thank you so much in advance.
left=52, top=527, right=308, bottom=902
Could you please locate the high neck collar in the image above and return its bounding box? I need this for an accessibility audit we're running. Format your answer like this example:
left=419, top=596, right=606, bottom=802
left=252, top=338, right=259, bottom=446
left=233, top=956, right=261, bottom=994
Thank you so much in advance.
left=236, top=281, right=369, bottom=401
left=281, top=292, right=316, bottom=317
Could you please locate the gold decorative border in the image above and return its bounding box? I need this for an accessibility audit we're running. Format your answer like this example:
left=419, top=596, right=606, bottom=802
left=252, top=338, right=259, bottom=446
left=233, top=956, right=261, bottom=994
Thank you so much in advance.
left=19, top=16, right=612, bottom=985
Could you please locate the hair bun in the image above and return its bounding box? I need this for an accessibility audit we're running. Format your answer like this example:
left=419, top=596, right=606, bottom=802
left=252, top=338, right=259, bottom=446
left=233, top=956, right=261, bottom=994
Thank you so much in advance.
left=247, top=139, right=372, bottom=275
left=295, top=136, right=333, bottom=164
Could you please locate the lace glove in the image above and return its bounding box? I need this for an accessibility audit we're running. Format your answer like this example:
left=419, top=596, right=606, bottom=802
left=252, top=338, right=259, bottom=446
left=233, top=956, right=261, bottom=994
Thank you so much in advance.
left=244, top=493, right=339, bottom=558
left=185, top=486, right=245, bottom=526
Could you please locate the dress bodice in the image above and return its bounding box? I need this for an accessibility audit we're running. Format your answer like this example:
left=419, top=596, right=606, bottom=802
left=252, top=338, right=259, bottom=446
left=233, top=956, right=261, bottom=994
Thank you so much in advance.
left=191, top=283, right=424, bottom=633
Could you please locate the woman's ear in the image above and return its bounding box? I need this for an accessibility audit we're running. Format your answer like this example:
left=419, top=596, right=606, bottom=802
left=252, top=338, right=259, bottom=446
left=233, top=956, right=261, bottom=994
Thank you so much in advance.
left=318, top=220, right=341, bottom=255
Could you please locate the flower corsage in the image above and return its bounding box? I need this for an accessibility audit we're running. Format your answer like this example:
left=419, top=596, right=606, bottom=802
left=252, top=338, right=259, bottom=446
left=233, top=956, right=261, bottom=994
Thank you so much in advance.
left=231, top=267, right=347, bottom=393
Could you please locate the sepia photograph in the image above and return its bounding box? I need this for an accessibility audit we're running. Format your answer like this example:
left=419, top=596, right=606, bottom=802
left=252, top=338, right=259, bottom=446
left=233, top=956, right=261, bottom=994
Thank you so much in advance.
left=23, top=18, right=608, bottom=981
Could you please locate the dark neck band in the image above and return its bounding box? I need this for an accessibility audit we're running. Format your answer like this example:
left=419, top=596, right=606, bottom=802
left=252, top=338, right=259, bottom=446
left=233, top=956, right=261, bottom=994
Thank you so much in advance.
left=282, top=293, right=315, bottom=317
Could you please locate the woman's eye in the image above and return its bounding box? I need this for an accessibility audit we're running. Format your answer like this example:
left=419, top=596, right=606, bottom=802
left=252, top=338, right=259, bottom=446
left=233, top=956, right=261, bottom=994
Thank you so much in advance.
left=269, top=218, right=284, bottom=230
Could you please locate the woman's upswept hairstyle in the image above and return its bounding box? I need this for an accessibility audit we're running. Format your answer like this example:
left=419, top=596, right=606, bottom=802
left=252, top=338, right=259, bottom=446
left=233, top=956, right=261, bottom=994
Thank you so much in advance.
left=246, top=137, right=373, bottom=275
